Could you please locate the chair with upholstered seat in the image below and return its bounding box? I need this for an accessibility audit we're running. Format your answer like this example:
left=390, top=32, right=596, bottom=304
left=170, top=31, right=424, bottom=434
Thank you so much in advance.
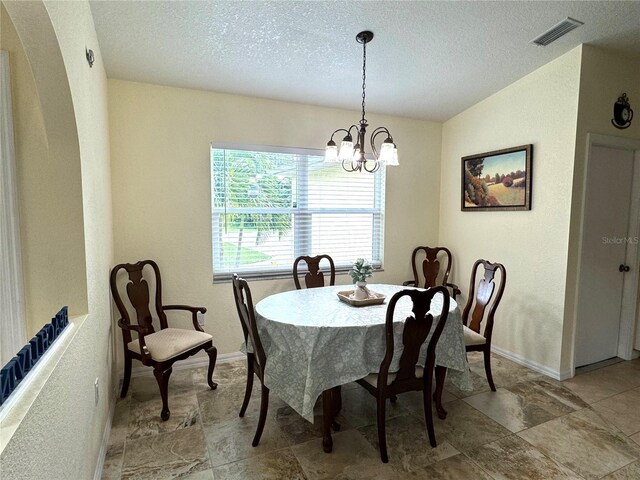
left=403, top=246, right=461, bottom=300
left=293, top=254, right=336, bottom=289
left=461, top=259, right=506, bottom=391
left=110, top=260, right=217, bottom=420
left=232, top=274, right=270, bottom=447
left=356, top=286, right=450, bottom=463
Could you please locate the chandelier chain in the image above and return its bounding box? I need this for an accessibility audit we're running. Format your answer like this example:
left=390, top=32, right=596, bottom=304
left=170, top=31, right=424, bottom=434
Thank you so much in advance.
left=361, top=40, right=367, bottom=123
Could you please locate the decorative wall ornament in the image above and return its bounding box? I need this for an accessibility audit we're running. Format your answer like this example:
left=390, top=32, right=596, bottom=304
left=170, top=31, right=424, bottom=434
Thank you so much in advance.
left=611, top=93, right=633, bottom=129
left=85, top=47, right=95, bottom=68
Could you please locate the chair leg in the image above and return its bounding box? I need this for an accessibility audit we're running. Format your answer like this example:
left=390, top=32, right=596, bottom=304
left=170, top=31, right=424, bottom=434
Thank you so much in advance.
left=423, top=376, right=437, bottom=448
left=377, top=396, right=388, bottom=463
left=252, top=384, right=269, bottom=447
left=206, top=345, right=218, bottom=390
left=239, top=360, right=254, bottom=417
left=483, top=348, right=496, bottom=391
left=390, top=395, right=398, bottom=403
left=153, top=365, right=172, bottom=421
left=120, top=354, right=132, bottom=398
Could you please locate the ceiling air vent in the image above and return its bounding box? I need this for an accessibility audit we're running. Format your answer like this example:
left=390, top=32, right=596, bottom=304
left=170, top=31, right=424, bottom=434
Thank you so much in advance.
left=531, top=17, right=584, bottom=46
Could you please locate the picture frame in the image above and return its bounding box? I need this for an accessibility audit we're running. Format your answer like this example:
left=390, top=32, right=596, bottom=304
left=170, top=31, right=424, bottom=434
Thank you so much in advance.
left=461, top=144, right=532, bottom=211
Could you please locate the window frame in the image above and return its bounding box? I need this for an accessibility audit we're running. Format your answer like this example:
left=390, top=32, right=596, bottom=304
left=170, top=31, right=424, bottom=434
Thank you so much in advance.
left=210, top=143, right=385, bottom=282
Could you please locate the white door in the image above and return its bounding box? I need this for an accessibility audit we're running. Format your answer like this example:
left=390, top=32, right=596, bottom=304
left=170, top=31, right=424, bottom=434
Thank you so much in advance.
left=575, top=146, right=635, bottom=367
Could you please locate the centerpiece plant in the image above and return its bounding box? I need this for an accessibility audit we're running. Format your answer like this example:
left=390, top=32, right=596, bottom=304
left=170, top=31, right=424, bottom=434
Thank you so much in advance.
left=350, top=258, right=373, bottom=284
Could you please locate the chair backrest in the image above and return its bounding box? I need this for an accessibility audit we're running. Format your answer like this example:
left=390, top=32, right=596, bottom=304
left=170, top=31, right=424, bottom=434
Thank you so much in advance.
left=292, top=254, right=336, bottom=289
left=461, top=259, right=506, bottom=342
left=110, top=260, right=168, bottom=343
left=410, top=246, right=453, bottom=289
left=232, top=274, right=266, bottom=370
left=378, top=287, right=450, bottom=386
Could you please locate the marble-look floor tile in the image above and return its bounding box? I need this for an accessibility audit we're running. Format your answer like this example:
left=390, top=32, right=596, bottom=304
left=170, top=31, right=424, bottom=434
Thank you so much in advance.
left=463, top=388, right=559, bottom=433
left=108, top=400, right=131, bottom=446
left=203, top=415, right=290, bottom=467
left=518, top=408, right=640, bottom=479
left=192, top=359, right=246, bottom=390
left=211, top=447, right=307, bottom=479
left=358, top=414, right=458, bottom=476
left=337, top=384, right=410, bottom=428
left=127, top=392, right=200, bottom=440
left=602, top=460, right=640, bottom=479
left=418, top=454, right=493, bottom=479
left=101, top=442, right=124, bottom=480
left=562, top=362, right=640, bottom=404
left=291, top=429, right=397, bottom=479
left=630, top=432, right=640, bottom=446
left=467, top=434, right=582, bottom=479
left=129, top=369, right=196, bottom=403
left=506, top=379, right=589, bottom=417
left=121, top=426, right=210, bottom=480
left=592, top=387, right=640, bottom=436
left=274, top=403, right=352, bottom=447
left=197, top=381, right=286, bottom=427
left=445, top=371, right=491, bottom=398
left=393, top=388, right=458, bottom=416
left=468, top=353, right=542, bottom=388
left=423, top=400, right=511, bottom=454
left=180, top=469, right=215, bottom=479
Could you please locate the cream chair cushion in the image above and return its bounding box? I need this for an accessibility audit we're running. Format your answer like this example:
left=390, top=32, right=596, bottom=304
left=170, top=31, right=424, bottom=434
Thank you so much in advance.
left=363, top=366, right=424, bottom=387
left=128, top=328, right=212, bottom=362
left=463, top=325, right=486, bottom=346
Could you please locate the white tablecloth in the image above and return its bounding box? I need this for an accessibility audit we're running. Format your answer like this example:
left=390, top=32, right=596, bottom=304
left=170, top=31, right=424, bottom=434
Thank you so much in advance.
left=251, top=284, right=472, bottom=422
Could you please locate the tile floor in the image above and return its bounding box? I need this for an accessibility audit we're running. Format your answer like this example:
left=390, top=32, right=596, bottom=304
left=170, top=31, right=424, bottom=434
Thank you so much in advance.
left=102, top=353, right=640, bottom=479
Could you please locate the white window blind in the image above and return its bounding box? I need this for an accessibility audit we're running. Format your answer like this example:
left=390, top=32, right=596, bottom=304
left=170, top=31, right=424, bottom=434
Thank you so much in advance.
left=211, top=144, right=385, bottom=280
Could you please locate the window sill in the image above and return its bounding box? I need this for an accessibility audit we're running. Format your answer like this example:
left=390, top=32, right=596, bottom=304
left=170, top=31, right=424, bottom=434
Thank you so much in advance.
left=213, top=266, right=384, bottom=283
left=0, top=314, right=85, bottom=455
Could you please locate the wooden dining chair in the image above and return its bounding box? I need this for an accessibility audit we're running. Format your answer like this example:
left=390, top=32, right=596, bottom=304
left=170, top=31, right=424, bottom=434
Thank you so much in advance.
left=232, top=274, right=270, bottom=447
left=110, top=260, right=218, bottom=420
left=293, top=254, right=336, bottom=289
left=461, top=259, right=506, bottom=391
left=357, top=286, right=450, bottom=463
left=403, top=246, right=461, bottom=300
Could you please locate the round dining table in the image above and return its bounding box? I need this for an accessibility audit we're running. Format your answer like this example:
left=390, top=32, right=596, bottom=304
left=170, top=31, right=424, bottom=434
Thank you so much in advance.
left=253, top=283, right=472, bottom=452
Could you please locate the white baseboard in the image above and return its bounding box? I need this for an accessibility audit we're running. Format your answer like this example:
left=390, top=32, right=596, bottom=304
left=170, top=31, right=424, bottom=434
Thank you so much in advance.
left=93, top=392, right=117, bottom=480
left=123, top=351, right=245, bottom=380
left=491, top=345, right=572, bottom=381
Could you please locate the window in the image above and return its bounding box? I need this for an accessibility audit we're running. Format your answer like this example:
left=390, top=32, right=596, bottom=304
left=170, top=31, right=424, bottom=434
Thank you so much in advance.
left=211, top=144, right=385, bottom=279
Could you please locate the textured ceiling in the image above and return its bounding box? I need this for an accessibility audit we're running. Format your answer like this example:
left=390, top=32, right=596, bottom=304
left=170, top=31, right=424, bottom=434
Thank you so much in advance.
left=90, top=1, right=640, bottom=121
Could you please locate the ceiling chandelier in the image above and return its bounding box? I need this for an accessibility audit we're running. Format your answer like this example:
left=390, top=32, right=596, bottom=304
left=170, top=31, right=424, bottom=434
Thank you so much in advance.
left=324, top=31, right=398, bottom=173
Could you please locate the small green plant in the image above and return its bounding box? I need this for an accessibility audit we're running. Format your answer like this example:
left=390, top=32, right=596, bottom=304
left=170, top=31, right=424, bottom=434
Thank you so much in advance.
left=350, top=258, right=373, bottom=284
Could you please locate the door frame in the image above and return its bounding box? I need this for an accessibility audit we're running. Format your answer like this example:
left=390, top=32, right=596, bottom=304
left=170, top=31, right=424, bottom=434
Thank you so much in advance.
left=572, top=133, right=640, bottom=373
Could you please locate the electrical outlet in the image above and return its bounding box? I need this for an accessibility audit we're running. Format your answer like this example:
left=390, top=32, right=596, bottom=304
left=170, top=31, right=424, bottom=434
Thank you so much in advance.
left=94, top=377, right=99, bottom=405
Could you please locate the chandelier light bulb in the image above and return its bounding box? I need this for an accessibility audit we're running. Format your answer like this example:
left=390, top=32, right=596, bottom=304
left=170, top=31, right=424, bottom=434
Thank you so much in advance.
left=339, top=139, right=354, bottom=161
left=325, top=140, right=339, bottom=162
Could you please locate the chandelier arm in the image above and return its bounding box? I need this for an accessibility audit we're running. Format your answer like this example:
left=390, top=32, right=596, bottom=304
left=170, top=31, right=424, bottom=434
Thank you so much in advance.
left=362, top=159, right=380, bottom=174
left=329, top=128, right=351, bottom=142
left=342, top=158, right=358, bottom=172
left=370, top=127, right=391, bottom=160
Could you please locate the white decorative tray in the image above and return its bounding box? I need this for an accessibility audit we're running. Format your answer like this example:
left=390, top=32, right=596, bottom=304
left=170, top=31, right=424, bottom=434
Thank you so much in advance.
left=337, top=290, right=386, bottom=307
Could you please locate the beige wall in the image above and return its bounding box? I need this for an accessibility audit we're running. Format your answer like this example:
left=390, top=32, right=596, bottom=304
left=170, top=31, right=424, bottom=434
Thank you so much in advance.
left=562, top=45, right=640, bottom=371
left=108, top=78, right=442, bottom=363
left=438, top=47, right=583, bottom=376
left=0, top=3, right=88, bottom=337
left=0, top=1, right=114, bottom=478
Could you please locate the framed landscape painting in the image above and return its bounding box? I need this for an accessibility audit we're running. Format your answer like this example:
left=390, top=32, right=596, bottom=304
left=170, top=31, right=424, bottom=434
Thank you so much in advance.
left=461, top=144, right=532, bottom=211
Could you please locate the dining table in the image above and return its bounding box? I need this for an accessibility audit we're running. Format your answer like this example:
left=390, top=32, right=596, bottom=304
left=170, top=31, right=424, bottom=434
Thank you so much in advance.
left=252, top=283, right=472, bottom=452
